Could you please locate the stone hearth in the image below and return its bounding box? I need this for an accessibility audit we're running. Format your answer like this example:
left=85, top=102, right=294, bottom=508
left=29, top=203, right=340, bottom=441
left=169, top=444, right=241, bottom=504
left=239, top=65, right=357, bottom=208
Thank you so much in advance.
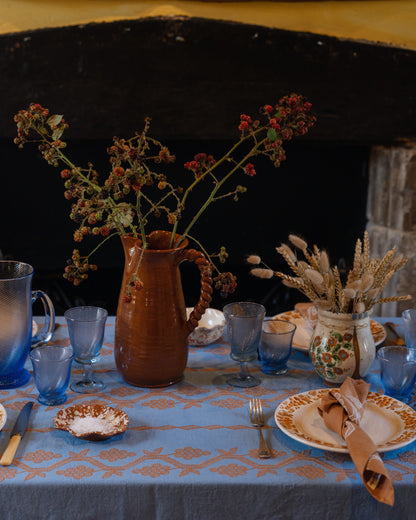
left=367, top=144, right=416, bottom=316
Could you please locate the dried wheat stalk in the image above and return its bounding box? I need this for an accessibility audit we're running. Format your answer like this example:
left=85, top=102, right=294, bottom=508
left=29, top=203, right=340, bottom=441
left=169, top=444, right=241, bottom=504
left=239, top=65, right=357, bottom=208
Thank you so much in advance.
left=251, top=230, right=412, bottom=313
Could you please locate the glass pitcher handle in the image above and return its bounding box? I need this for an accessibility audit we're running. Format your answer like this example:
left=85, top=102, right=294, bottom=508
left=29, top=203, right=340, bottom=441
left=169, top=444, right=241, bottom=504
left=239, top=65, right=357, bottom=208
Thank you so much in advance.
left=31, top=290, right=56, bottom=348
left=178, top=249, right=213, bottom=333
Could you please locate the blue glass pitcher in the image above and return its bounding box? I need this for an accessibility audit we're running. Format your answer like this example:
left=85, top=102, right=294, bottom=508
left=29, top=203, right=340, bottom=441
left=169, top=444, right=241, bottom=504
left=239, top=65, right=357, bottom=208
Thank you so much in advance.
left=0, top=261, right=55, bottom=388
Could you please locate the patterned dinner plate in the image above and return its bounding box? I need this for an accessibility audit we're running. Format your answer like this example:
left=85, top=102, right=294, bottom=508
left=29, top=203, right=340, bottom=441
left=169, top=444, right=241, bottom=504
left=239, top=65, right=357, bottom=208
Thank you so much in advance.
left=273, top=310, right=386, bottom=352
left=275, top=389, right=416, bottom=453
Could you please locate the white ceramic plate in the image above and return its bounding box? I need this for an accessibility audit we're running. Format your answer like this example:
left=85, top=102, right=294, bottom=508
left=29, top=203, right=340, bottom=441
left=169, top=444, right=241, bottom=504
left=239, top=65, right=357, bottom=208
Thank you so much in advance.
left=0, top=403, right=6, bottom=431
left=275, top=389, right=416, bottom=453
left=273, top=310, right=386, bottom=352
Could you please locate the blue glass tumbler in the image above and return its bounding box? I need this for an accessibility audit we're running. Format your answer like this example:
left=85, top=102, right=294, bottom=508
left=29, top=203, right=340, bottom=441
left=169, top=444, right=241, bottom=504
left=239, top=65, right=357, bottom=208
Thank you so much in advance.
left=259, top=319, right=296, bottom=375
left=30, top=345, right=74, bottom=405
left=377, top=346, right=416, bottom=404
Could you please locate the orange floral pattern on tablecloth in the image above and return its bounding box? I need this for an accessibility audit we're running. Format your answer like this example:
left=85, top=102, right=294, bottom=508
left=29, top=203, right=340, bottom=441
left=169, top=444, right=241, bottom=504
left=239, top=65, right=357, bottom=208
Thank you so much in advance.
left=2, top=392, right=415, bottom=485
left=323, top=452, right=350, bottom=464
left=99, top=449, right=136, bottom=462
left=211, top=463, right=247, bottom=477
left=247, top=448, right=285, bottom=459
left=110, top=386, right=141, bottom=398
left=24, top=450, right=61, bottom=463
left=398, top=451, right=416, bottom=464
left=388, top=470, right=403, bottom=483
left=176, top=384, right=209, bottom=396
left=249, top=386, right=284, bottom=397
left=288, top=465, right=326, bottom=479
left=56, top=465, right=95, bottom=479
left=142, top=398, right=176, bottom=409
left=2, top=442, right=416, bottom=483
left=0, top=468, right=17, bottom=481
left=4, top=400, right=34, bottom=412
left=174, top=447, right=210, bottom=460
left=211, top=398, right=245, bottom=409
left=134, top=463, right=171, bottom=478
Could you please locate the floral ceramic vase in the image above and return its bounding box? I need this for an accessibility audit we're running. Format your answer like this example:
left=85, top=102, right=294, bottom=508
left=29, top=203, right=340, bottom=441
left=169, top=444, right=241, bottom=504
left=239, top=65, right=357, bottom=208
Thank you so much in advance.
left=309, top=309, right=375, bottom=384
left=114, top=231, right=213, bottom=387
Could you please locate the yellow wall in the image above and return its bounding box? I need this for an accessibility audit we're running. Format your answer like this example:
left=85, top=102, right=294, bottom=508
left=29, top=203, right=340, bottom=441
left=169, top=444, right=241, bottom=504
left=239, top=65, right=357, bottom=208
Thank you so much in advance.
left=1, top=1, right=416, bottom=51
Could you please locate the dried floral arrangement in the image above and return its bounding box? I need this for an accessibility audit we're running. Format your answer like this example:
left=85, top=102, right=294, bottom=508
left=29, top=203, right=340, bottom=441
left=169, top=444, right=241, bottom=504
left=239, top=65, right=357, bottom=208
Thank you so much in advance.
left=14, top=95, right=315, bottom=297
left=248, top=231, right=411, bottom=313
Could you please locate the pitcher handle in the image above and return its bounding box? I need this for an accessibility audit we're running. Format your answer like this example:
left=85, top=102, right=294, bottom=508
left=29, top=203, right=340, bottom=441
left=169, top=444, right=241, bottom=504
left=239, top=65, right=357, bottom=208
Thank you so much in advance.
left=31, top=290, right=56, bottom=348
left=179, top=249, right=213, bottom=333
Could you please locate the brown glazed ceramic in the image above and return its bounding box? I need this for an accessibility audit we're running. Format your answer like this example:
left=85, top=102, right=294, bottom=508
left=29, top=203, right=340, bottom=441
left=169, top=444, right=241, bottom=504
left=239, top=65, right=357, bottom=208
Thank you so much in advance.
left=114, top=231, right=213, bottom=387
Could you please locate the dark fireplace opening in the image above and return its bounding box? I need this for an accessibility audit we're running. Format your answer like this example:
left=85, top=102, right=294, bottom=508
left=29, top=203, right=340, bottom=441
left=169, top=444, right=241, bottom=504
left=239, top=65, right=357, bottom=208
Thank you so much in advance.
left=2, top=136, right=369, bottom=315
left=6, top=15, right=410, bottom=315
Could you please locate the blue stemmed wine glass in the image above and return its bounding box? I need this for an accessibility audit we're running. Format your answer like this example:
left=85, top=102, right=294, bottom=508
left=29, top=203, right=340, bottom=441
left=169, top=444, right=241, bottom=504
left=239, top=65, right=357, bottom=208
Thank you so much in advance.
left=223, top=302, right=265, bottom=388
left=64, top=306, right=108, bottom=393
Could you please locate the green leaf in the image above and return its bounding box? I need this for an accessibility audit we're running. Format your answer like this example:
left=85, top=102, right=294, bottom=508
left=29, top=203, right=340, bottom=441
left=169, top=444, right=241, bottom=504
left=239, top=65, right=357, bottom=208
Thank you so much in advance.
left=52, top=128, right=64, bottom=141
left=47, top=114, right=63, bottom=127
left=267, top=128, right=278, bottom=142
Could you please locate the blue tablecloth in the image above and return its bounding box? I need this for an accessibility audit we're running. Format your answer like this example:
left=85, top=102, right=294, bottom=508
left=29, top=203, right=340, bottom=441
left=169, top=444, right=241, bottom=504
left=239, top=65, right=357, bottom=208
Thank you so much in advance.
left=0, top=317, right=414, bottom=520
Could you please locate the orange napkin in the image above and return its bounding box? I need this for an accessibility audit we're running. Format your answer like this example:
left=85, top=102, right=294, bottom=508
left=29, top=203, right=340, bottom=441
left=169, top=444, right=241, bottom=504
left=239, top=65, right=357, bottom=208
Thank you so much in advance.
left=318, top=377, right=394, bottom=506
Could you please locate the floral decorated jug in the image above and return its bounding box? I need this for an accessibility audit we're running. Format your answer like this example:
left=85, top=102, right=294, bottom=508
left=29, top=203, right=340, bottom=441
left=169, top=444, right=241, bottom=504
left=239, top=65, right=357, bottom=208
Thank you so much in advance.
left=309, top=309, right=375, bottom=384
left=114, top=231, right=212, bottom=387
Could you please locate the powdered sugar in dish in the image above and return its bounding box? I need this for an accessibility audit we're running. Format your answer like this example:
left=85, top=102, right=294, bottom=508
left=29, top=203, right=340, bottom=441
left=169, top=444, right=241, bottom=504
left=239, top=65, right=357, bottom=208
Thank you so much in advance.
left=70, top=416, right=117, bottom=436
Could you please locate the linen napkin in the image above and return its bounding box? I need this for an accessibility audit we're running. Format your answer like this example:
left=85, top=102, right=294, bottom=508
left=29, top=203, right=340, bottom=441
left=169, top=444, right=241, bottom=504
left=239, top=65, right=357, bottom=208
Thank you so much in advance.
left=317, top=377, right=394, bottom=506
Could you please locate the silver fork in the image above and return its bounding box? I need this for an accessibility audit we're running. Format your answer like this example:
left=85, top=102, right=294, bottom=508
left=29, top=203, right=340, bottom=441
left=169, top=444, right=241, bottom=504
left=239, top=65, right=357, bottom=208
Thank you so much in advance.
left=249, top=398, right=271, bottom=459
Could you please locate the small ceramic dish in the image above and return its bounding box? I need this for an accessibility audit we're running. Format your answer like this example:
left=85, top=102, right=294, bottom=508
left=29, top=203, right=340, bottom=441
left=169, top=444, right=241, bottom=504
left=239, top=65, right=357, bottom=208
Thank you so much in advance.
left=54, top=404, right=129, bottom=441
left=0, top=403, right=7, bottom=431
left=186, top=307, right=226, bottom=346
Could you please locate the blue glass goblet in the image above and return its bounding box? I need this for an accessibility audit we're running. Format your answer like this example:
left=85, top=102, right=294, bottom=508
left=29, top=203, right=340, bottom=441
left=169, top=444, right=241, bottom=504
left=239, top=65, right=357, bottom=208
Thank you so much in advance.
left=65, top=306, right=108, bottom=394
left=223, top=302, right=265, bottom=388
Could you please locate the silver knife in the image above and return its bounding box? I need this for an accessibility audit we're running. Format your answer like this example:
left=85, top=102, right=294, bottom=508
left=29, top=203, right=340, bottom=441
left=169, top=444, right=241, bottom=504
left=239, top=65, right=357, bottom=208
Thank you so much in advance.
left=0, top=402, right=34, bottom=466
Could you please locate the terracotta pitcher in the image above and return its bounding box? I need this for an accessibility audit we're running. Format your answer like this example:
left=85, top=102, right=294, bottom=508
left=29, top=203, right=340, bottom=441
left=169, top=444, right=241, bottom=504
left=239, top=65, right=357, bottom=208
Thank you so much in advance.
left=114, top=231, right=213, bottom=387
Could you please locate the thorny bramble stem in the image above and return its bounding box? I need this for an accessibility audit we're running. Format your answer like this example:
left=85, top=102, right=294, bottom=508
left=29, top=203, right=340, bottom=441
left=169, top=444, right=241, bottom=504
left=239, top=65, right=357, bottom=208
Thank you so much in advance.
left=14, top=96, right=316, bottom=295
